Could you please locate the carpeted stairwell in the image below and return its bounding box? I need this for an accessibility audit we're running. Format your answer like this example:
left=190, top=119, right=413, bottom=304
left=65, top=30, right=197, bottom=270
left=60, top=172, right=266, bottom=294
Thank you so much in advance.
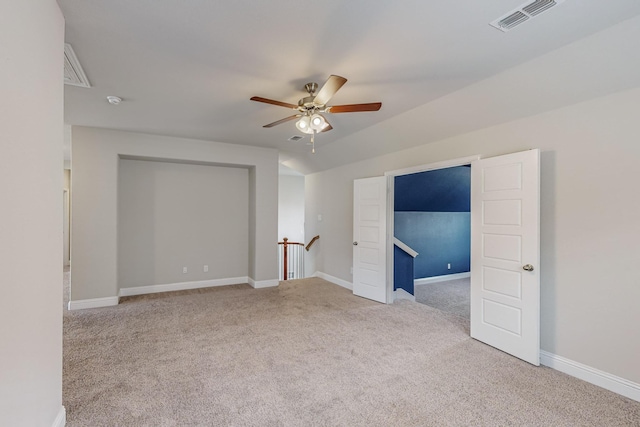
left=63, top=272, right=640, bottom=426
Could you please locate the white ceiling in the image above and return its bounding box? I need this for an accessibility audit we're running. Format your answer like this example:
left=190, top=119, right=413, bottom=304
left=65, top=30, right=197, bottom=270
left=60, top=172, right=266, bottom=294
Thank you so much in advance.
left=59, top=0, right=640, bottom=173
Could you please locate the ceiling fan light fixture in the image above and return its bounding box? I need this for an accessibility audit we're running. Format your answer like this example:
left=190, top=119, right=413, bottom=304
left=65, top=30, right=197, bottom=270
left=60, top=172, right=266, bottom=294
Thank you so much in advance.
left=309, top=113, right=326, bottom=132
left=295, top=116, right=313, bottom=134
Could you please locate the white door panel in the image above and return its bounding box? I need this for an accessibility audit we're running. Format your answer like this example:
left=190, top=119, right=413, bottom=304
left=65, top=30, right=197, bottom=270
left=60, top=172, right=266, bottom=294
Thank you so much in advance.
left=482, top=267, right=522, bottom=298
left=471, top=149, right=540, bottom=366
left=482, top=200, right=522, bottom=225
left=353, top=176, right=387, bottom=303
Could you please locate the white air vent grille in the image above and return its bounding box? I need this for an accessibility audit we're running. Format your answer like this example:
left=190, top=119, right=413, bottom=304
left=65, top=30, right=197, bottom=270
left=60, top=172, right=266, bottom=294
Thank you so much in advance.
left=490, top=0, right=564, bottom=32
left=64, top=43, right=91, bottom=88
left=498, top=11, right=529, bottom=29
left=288, top=135, right=304, bottom=141
left=523, top=0, right=557, bottom=16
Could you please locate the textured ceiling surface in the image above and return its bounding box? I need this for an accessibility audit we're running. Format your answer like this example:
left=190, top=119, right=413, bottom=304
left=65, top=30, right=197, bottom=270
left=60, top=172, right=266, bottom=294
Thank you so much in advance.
left=59, top=0, right=640, bottom=173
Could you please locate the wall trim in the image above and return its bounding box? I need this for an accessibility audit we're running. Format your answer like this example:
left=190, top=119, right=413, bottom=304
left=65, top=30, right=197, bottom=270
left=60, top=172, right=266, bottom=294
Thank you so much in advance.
left=68, top=296, right=119, bottom=311
left=314, top=271, right=353, bottom=290
left=248, top=278, right=280, bottom=289
left=119, top=276, right=249, bottom=297
left=414, top=272, right=470, bottom=286
left=394, top=288, right=416, bottom=302
left=540, top=350, right=640, bottom=402
left=52, top=406, right=66, bottom=427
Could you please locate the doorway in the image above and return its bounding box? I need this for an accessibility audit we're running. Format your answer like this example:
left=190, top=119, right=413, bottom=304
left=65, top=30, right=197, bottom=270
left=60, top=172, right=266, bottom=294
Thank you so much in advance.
left=63, top=189, right=70, bottom=267
left=392, top=163, right=471, bottom=326
left=381, top=150, right=541, bottom=365
left=278, top=172, right=306, bottom=279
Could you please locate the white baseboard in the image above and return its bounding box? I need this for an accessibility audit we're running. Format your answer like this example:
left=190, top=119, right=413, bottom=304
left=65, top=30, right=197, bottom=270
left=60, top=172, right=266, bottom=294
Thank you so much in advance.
left=69, top=276, right=276, bottom=309
left=414, top=272, right=470, bottom=286
left=68, top=296, right=119, bottom=311
left=248, top=278, right=279, bottom=289
left=52, top=406, right=66, bottom=427
left=540, top=350, right=640, bottom=402
left=119, top=276, right=249, bottom=297
left=314, top=271, right=353, bottom=290
left=394, top=288, right=415, bottom=302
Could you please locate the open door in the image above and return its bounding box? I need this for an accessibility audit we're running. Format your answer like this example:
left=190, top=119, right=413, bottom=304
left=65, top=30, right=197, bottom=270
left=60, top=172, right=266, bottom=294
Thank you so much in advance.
left=353, top=176, right=387, bottom=303
left=471, top=149, right=540, bottom=365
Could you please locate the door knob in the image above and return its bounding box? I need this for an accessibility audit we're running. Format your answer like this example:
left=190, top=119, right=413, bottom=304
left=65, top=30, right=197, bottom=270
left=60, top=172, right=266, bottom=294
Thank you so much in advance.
left=522, top=264, right=534, bottom=271
left=353, top=242, right=358, bottom=246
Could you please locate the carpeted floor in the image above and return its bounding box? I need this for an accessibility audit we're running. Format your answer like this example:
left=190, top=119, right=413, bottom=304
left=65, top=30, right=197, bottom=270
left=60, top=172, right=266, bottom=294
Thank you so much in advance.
left=63, top=272, right=640, bottom=426
left=414, top=278, right=470, bottom=322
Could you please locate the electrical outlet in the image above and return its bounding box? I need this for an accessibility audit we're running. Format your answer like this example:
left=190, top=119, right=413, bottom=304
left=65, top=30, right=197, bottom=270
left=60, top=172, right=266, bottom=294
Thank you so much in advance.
left=447, top=263, right=451, bottom=270
left=204, top=265, right=208, bottom=272
left=183, top=267, right=188, bottom=274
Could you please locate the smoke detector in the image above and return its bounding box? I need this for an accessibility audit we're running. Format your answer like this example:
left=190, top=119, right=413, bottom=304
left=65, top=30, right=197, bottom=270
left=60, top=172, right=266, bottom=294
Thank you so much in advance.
left=490, top=0, right=565, bottom=32
left=106, top=96, right=122, bottom=105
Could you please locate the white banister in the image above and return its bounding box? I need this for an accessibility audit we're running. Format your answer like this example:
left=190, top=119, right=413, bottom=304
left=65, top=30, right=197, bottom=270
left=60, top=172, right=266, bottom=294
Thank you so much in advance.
left=393, top=237, right=419, bottom=258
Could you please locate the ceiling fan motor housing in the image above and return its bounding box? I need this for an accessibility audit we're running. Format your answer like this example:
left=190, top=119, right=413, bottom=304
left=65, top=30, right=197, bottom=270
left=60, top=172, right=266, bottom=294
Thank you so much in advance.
left=304, top=82, right=318, bottom=95
left=298, top=95, right=318, bottom=110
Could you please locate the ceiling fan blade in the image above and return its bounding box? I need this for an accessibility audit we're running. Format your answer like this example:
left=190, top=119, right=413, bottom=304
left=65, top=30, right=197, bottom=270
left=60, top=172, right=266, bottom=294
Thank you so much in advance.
left=250, top=96, right=297, bottom=109
left=327, top=102, right=382, bottom=113
left=313, top=75, right=347, bottom=106
left=263, top=115, right=300, bottom=128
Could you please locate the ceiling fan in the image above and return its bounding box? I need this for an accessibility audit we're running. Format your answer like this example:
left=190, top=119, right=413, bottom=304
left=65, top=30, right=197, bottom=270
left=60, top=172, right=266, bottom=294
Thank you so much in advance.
left=250, top=75, right=382, bottom=152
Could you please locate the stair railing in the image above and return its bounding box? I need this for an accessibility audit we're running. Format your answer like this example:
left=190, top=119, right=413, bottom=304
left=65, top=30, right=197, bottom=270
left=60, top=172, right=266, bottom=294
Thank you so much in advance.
left=278, top=238, right=305, bottom=280
left=305, top=235, right=320, bottom=251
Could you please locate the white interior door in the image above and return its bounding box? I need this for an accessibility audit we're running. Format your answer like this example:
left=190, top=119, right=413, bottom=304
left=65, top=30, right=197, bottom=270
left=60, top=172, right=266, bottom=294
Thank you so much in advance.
left=471, top=149, right=540, bottom=365
left=353, top=176, right=387, bottom=303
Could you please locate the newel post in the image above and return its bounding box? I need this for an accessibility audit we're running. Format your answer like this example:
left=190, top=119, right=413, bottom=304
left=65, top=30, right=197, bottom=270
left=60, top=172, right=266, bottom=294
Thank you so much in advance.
left=282, top=237, right=288, bottom=280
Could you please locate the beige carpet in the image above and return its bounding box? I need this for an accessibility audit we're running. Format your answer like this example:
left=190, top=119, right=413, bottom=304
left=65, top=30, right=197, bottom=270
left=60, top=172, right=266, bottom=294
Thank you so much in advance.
left=414, top=278, right=470, bottom=321
left=63, top=273, right=640, bottom=426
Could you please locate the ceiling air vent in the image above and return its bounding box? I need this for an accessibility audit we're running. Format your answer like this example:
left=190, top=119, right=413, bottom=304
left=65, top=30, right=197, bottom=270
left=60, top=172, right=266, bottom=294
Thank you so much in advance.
left=288, top=135, right=304, bottom=141
left=64, top=43, right=91, bottom=88
left=497, top=11, right=529, bottom=30
left=490, top=0, right=565, bottom=32
left=523, top=0, right=557, bottom=16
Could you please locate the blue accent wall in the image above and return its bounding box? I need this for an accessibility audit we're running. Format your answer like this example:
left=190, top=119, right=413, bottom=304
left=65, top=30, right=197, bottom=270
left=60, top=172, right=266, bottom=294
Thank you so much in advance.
left=395, top=212, right=470, bottom=278
left=394, top=166, right=470, bottom=280
left=394, top=245, right=415, bottom=295
left=395, top=166, right=470, bottom=212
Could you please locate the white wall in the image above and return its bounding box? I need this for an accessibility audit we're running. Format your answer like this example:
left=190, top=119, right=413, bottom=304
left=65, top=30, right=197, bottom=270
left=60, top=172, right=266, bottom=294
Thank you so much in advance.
left=305, top=85, right=640, bottom=386
left=0, top=1, right=65, bottom=425
left=305, top=17, right=640, bottom=388
left=287, top=15, right=640, bottom=175
left=71, top=127, right=279, bottom=302
left=63, top=169, right=71, bottom=267
left=118, top=159, right=249, bottom=288
left=278, top=175, right=305, bottom=243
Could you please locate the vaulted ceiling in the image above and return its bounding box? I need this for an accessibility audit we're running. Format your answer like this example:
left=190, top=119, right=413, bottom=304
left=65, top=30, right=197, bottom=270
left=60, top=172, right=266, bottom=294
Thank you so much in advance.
left=59, top=1, right=640, bottom=173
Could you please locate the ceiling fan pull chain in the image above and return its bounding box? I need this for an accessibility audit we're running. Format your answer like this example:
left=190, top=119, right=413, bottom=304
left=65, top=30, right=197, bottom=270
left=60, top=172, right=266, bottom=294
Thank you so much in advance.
left=311, top=131, right=316, bottom=154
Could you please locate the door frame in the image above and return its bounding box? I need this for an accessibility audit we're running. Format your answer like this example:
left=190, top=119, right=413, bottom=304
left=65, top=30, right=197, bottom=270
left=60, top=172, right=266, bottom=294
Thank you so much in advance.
left=383, top=155, right=480, bottom=303
left=63, top=188, right=70, bottom=267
